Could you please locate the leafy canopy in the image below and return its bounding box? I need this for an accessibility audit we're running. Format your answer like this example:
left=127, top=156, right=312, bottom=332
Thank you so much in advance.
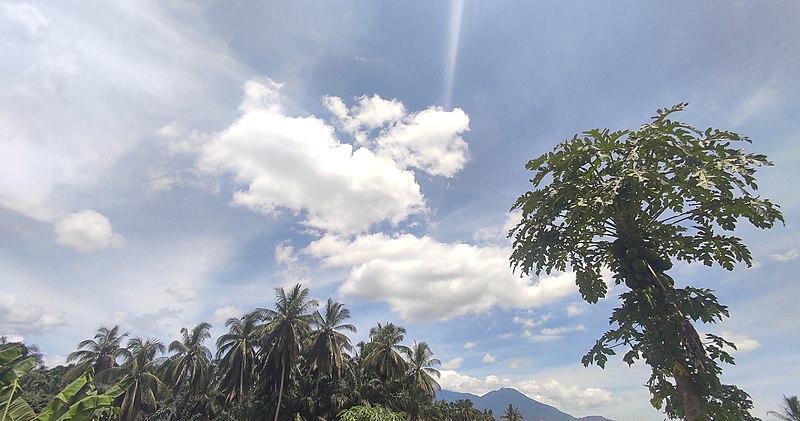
left=509, top=104, right=783, bottom=419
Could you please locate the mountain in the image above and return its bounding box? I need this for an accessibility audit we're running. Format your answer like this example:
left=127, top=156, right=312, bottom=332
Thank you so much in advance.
left=436, top=387, right=614, bottom=421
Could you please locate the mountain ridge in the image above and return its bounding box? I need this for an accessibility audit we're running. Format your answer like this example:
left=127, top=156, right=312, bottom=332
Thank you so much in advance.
left=436, top=387, right=614, bottom=421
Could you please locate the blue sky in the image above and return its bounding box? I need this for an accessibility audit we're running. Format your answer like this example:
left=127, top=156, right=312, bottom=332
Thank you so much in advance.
left=1, top=1, right=798, bottom=419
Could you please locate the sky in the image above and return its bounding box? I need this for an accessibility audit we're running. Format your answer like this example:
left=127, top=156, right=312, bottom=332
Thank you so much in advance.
left=1, top=1, right=799, bottom=420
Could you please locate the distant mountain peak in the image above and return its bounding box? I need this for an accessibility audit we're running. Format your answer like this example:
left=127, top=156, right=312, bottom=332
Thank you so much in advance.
left=437, top=387, right=614, bottom=421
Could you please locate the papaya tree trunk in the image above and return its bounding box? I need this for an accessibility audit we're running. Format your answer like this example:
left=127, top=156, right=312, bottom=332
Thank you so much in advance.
left=674, top=367, right=706, bottom=420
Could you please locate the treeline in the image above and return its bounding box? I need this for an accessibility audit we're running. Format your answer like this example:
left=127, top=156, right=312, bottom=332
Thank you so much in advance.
left=3, top=284, right=497, bottom=421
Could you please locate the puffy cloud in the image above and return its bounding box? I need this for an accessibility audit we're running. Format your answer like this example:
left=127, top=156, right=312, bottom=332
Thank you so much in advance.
left=54, top=210, right=124, bottom=252
left=463, top=341, right=476, bottom=349
left=0, top=290, right=64, bottom=334
left=325, top=94, right=470, bottom=177
left=375, top=107, right=470, bottom=177
left=305, top=233, right=577, bottom=321
left=482, top=353, right=497, bottom=364
left=2, top=334, right=24, bottom=343
left=770, top=248, right=798, bottom=262
left=438, top=370, right=617, bottom=411
left=567, top=304, right=585, bottom=317
left=210, top=305, right=243, bottom=325
left=442, top=357, right=465, bottom=369
left=719, top=331, right=761, bottom=354
left=324, top=94, right=406, bottom=141
left=196, top=80, right=426, bottom=235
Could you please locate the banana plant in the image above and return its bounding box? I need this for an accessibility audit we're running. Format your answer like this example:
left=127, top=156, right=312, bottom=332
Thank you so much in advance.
left=2, top=343, right=133, bottom=421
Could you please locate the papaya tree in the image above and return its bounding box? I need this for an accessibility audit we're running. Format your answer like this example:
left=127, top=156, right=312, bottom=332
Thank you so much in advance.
left=509, top=104, right=783, bottom=420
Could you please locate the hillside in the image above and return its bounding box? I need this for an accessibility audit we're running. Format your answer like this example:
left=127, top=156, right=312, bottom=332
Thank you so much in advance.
left=436, top=388, right=614, bottom=421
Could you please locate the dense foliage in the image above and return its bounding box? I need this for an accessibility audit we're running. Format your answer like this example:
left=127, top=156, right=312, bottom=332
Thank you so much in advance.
left=7, top=284, right=506, bottom=421
left=509, top=104, right=783, bottom=420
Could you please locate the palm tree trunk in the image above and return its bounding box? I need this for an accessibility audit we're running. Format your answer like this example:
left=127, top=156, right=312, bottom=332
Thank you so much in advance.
left=274, top=363, right=286, bottom=421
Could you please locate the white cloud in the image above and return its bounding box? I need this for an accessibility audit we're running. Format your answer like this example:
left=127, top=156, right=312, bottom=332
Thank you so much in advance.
left=54, top=210, right=124, bottom=252
left=567, top=304, right=585, bottom=317
left=0, top=3, right=50, bottom=41
left=274, top=242, right=311, bottom=287
left=540, top=325, right=586, bottom=336
left=0, top=2, right=245, bottom=223
left=324, top=94, right=406, bottom=142
left=305, top=233, right=577, bottom=321
left=43, top=354, right=67, bottom=368
left=324, top=94, right=470, bottom=177
left=770, top=248, right=798, bottom=262
left=0, top=290, right=64, bottom=334
left=442, top=357, right=465, bottom=369
left=2, top=334, right=24, bottom=343
left=463, top=341, right=476, bottom=349
left=375, top=106, right=470, bottom=177
left=473, top=211, right=522, bottom=244
left=196, top=79, right=427, bottom=235
left=166, top=286, right=197, bottom=302
left=719, top=331, right=761, bottom=354
left=210, top=305, right=243, bottom=325
left=438, top=370, right=617, bottom=410
left=482, top=353, right=496, bottom=364
left=513, top=313, right=552, bottom=328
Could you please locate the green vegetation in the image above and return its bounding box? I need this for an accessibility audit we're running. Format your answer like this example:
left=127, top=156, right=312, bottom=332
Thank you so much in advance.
left=510, top=104, right=783, bottom=420
left=768, top=395, right=800, bottom=421
left=6, top=283, right=489, bottom=421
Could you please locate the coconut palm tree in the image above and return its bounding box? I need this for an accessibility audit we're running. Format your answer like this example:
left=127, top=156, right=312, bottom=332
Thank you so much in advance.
left=97, top=337, right=169, bottom=421
left=216, top=310, right=263, bottom=404
left=403, top=341, right=441, bottom=398
left=161, top=322, right=213, bottom=394
left=66, top=325, right=129, bottom=376
left=500, top=403, right=523, bottom=421
left=768, top=395, right=800, bottom=421
left=257, top=283, right=318, bottom=421
left=363, top=322, right=411, bottom=382
left=308, top=298, right=356, bottom=382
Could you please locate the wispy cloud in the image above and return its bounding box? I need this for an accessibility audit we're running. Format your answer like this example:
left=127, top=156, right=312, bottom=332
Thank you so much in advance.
left=770, top=248, right=798, bottom=262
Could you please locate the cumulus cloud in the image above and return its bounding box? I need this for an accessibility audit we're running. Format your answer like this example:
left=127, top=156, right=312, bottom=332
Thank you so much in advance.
left=305, top=233, right=577, bottom=321
left=210, top=305, right=243, bottom=325
left=482, top=353, right=497, bottom=364
left=196, top=79, right=427, bottom=235
left=0, top=290, right=64, bottom=334
left=54, top=210, right=124, bottom=252
left=2, top=334, right=24, bottom=343
left=324, top=94, right=406, bottom=142
left=719, top=331, right=761, bottom=354
left=567, top=304, right=585, bottom=317
left=770, top=248, right=798, bottom=262
left=375, top=107, right=470, bottom=177
left=324, top=94, right=470, bottom=177
left=438, top=370, right=617, bottom=410
left=442, top=357, right=465, bottom=369
left=463, top=341, right=476, bottom=349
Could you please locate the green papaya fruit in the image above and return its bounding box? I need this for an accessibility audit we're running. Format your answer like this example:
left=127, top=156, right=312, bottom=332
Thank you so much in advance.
left=632, top=258, right=647, bottom=273
left=625, top=248, right=639, bottom=260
